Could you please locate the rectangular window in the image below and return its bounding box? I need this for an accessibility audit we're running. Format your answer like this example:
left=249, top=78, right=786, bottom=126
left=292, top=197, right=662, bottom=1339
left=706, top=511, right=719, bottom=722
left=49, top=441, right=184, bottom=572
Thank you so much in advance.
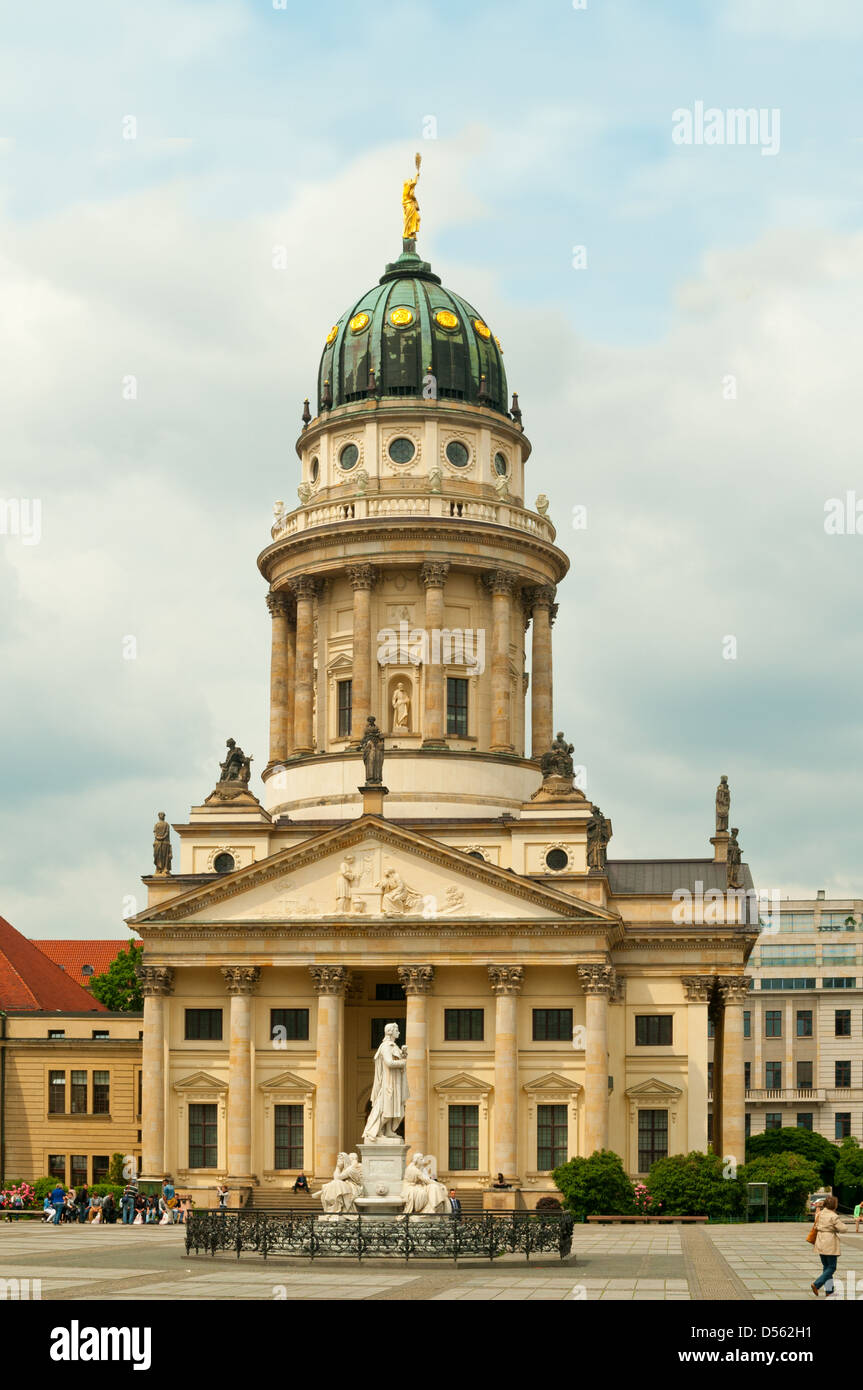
left=537, top=1104, right=568, bottom=1170
left=797, top=1060, right=813, bottom=1088
left=375, top=983, right=405, bottom=1001
left=371, top=1017, right=406, bottom=1050
left=745, top=1114, right=751, bottom=1139
left=274, top=1104, right=304, bottom=1171
left=92, top=1155, right=110, bottom=1182
left=448, top=1104, right=479, bottom=1170
left=92, top=1071, right=110, bottom=1115
left=637, top=1109, right=668, bottom=1170
left=189, top=1103, right=218, bottom=1168
left=823, top=978, right=856, bottom=989
left=48, top=1029, right=65, bottom=1040
left=765, top=1061, right=782, bottom=1088
left=444, top=1009, right=484, bottom=1042
left=446, top=677, right=469, bottom=737
left=92, top=1030, right=109, bottom=1040
left=835, top=1009, right=851, bottom=1037
left=70, top=1070, right=88, bottom=1114
left=708, top=1061, right=714, bottom=1092
left=185, top=1009, right=223, bottom=1041
left=796, top=1010, right=813, bottom=1037
left=765, top=1112, right=783, bottom=1130
left=337, top=679, right=352, bottom=738
left=707, top=1017, right=715, bottom=1039
left=765, top=1010, right=782, bottom=1038
left=137, top=1071, right=142, bottom=1117
left=761, top=978, right=816, bottom=990
left=744, top=1062, right=751, bottom=1090
left=707, top=1113, right=713, bottom=1144
left=270, top=1009, right=310, bottom=1042
left=48, top=1155, right=66, bottom=1181
left=70, top=1155, right=87, bottom=1187
left=797, top=1113, right=813, bottom=1130
left=532, top=1009, right=573, bottom=1042
left=743, top=1011, right=751, bottom=1038
left=635, top=1015, right=673, bottom=1047
left=835, top=1060, right=852, bottom=1087
left=836, top=1112, right=852, bottom=1140
left=49, top=1071, right=66, bottom=1114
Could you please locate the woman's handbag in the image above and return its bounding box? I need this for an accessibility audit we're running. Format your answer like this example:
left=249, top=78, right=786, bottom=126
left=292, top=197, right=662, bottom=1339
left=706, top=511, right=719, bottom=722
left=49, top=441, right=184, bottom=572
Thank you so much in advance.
left=806, top=1213, right=819, bottom=1244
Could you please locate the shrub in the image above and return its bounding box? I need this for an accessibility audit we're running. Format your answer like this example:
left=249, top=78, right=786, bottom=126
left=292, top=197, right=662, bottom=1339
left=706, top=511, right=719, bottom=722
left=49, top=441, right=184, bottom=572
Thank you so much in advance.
left=633, top=1181, right=662, bottom=1216
left=534, top=1196, right=562, bottom=1212
left=33, top=1176, right=59, bottom=1201
left=740, top=1153, right=821, bottom=1221
left=834, top=1136, right=863, bottom=1207
left=108, top=1154, right=128, bottom=1185
left=552, top=1149, right=635, bottom=1219
left=745, top=1127, right=839, bottom=1185
left=90, top=1184, right=125, bottom=1202
left=647, top=1151, right=741, bottom=1219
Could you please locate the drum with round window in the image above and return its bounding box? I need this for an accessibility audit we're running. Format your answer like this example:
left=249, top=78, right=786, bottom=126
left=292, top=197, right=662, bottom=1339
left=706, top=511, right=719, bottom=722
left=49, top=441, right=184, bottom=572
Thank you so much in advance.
left=339, top=443, right=359, bottom=471
left=388, top=437, right=416, bottom=465
left=445, top=440, right=470, bottom=469
left=214, top=852, right=235, bottom=874
left=545, top=848, right=569, bottom=871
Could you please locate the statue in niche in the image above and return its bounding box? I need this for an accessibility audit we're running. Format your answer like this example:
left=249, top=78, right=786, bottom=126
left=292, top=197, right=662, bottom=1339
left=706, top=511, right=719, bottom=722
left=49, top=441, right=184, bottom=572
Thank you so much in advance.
left=335, top=855, right=359, bottom=913
left=391, top=682, right=410, bottom=732
left=715, top=775, right=730, bottom=834
left=360, top=715, right=385, bottom=783
left=377, top=867, right=423, bottom=917
left=540, top=731, right=575, bottom=782
left=362, top=1022, right=409, bottom=1143
left=219, top=739, right=251, bottom=784
left=319, top=1152, right=363, bottom=1214
left=152, top=812, right=172, bottom=875
left=727, top=827, right=744, bottom=889
left=586, top=805, right=612, bottom=869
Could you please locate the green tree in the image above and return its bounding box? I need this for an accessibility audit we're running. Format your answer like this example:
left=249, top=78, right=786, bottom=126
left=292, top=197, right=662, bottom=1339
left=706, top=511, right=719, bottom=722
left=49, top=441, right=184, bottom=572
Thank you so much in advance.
left=740, top=1153, right=821, bottom=1221
left=648, top=1150, right=742, bottom=1219
left=89, top=941, right=144, bottom=1012
left=834, top=1136, right=863, bottom=1205
left=744, top=1126, right=838, bottom=1185
left=552, top=1149, right=635, bottom=1219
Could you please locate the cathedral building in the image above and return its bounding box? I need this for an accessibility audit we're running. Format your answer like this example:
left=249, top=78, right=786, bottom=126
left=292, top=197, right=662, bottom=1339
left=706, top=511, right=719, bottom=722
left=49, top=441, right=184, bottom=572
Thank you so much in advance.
left=130, top=179, right=757, bottom=1203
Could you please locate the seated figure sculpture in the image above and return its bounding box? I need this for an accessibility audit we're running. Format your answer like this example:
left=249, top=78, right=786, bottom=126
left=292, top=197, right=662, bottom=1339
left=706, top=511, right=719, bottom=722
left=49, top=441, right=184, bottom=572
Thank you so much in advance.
left=319, top=1152, right=363, bottom=1214
left=421, top=1156, right=450, bottom=1214
left=402, top=1152, right=431, bottom=1214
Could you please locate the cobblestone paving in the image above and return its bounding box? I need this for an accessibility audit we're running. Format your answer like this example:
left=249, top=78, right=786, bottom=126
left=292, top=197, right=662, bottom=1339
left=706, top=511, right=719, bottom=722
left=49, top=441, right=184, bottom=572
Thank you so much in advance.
left=1, top=1221, right=860, bottom=1301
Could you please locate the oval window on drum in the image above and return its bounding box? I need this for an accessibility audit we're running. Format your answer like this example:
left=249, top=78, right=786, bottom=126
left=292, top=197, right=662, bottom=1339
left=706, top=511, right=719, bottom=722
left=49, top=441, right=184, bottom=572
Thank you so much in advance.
left=445, top=440, right=470, bottom=468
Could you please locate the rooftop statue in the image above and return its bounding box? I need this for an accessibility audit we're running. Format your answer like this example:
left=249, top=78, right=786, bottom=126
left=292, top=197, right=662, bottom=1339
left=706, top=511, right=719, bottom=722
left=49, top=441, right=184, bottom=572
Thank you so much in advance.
left=360, top=715, right=385, bottom=784
left=219, top=738, right=252, bottom=784
left=715, top=774, right=730, bottom=834
left=402, top=152, right=421, bottom=242
left=540, top=731, right=575, bottom=782
left=152, top=811, right=172, bottom=875
left=727, top=826, right=744, bottom=889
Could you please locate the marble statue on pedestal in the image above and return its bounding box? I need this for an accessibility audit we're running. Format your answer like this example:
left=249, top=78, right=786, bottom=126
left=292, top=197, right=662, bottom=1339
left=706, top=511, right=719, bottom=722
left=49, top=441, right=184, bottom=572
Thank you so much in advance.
left=319, top=1152, right=363, bottom=1214
left=402, top=1153, right=431, bottom=1213
left=362, top=1022, right=408, bottom=1141
left=421, top=1156, right=449, bottom=1214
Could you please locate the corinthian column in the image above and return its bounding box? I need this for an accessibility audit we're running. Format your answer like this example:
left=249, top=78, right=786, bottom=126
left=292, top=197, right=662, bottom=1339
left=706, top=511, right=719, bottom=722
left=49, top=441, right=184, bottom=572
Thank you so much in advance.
left=718, top=976, right=751, bottom=1166
left=292, top=576, right=318, bottom=754
left=309, top=966, right=348, bottom=1178
left=397, top=965, right=435, bottom=1154
left=138, top=966, right=174, bottom=1179
left=266, top=591, right=291, bottom=769
left=347, top=564, right=377, bottom=743
left=682, top=976, right=713, bottom=1152
left=222, top=966, right=261, bottom=1181
left=485, top=570, right=517, bottom=752
left=421, top=561, right=449, bottom=748
left=488, top=965, right=524, bottom=1181
left=526, top=585, right=555, bottom=757
left=578, top=964, right=614, bottom=1154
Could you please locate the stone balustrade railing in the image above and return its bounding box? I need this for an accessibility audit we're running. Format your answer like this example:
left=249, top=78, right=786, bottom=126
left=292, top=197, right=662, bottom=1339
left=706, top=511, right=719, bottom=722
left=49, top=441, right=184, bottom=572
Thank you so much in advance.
left=269, top=494, right=555, bottom=543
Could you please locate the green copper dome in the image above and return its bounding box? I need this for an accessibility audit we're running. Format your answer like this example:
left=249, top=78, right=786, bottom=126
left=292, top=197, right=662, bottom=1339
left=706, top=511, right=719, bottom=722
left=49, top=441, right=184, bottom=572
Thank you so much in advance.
left=317, top=248, right=508, bottom=416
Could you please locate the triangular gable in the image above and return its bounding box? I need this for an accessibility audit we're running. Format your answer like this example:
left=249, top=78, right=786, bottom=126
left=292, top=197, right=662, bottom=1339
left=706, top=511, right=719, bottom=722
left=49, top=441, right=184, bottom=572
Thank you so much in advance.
left=524, top=1072, right=583, bottom=1094
left=624, top=1078, right=683, bottom=1101
left=259, top=1071, right=315, bottom=1092
left=435, top=1072, right=490, bottom=1093
left=173, top=1070, right=227, bottom=1092
left=130, top=815, right=619, bottom=928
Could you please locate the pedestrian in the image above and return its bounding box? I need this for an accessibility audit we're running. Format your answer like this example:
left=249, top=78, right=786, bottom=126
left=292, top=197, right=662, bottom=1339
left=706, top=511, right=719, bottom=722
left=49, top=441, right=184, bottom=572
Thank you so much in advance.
left=448, top=1188, right=462, bottom=1217
left=145, top=1194, right=158, bottom=1224
left=216, top=1183, right=229, bottom=1213
left=63, top=1188, right=77, bottom=1224
left=50, top=1181, right=65, bottom=1225
left=76, top=1184, right=89, bottom=1224
left=121, top=1179, right=138, bottom=1225
left=42, top=1196, right=54, bottom=1224
left=811, top=1195, right=848, bottom=1297
left=293, top=1173, right=310, bottom=1193
left=101, top=1191, right=116, bottom=1224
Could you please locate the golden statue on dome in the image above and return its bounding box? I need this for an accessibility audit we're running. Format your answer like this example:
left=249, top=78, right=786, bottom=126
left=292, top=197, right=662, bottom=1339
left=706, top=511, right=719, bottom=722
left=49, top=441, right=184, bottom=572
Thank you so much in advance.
left=402, top=152, right=421, bottom=242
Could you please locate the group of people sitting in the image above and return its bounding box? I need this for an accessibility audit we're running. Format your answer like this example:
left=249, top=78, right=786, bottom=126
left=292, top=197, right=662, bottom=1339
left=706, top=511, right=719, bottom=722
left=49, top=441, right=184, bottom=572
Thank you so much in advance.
left=43, top=1177, right=193, bottom=1225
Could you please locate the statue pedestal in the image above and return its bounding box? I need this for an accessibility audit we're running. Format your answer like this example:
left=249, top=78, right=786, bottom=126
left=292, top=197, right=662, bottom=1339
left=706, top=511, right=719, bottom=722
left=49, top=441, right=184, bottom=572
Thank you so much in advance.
left=355, top=1141, right=407, bottom=1217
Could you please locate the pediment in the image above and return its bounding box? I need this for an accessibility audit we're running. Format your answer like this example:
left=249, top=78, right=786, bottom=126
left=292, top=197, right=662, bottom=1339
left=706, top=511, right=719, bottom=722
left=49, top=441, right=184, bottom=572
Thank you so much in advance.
left=435, top=1072, right=490, bottom=1093
left=259, top=1071, right=315, bottom=1093
left=173, top=1070, right=226, bottom=1092
left=132, top=815, right=619, bottom=929
left=624, top=1078, right=683, bottom=1101
left=524, top=1072, right=583, bottom=1094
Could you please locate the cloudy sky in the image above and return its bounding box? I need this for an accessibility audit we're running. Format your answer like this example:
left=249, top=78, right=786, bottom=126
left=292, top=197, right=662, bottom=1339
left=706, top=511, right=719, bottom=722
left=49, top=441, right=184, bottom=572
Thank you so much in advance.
left=2, top=0, right=862, bottom=937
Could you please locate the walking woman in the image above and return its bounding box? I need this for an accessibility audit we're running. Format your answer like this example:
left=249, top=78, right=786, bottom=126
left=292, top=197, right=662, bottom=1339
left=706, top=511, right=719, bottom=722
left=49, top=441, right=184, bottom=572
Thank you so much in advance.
left=811, top=1195, right=848, bottom=1297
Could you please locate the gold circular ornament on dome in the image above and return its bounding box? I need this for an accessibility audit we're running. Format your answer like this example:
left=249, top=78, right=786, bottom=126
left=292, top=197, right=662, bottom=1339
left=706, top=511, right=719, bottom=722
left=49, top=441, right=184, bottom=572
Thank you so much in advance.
left=349, top=312, right=370, bottom=334
left=389, top=306, right=414, bottom=327
left=473, top=318, right=491, bottom=339
left=435, top=309, right=459, bottom=330
left=325, top=325, right=339, bottom=345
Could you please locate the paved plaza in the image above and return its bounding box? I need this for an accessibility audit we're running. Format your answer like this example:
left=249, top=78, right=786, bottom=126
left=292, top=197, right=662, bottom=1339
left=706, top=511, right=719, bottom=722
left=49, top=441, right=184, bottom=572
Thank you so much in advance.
left=1, top=1221, right=861, bottom=1301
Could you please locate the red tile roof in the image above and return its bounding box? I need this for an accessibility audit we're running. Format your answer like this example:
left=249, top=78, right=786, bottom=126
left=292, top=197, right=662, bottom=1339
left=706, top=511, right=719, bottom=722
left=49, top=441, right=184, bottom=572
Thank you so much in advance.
left=31, top=939, right=130, bottom=990
left=0, top=916, right=108, bottom=1012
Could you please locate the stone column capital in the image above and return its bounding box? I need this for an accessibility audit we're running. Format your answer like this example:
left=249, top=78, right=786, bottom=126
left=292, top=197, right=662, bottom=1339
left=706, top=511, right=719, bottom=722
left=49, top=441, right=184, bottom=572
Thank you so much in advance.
left=484, top=568, right=518, bottom=596
left=524, top=584, right=556, bottom=612
left=420, top=561, right=450, bottom=589
left=221, top=965, right=261, bottom=996
left=577, top=963, right=616, bottom=997
left=291, top=574, right=321, bottom=601
left=397, top=964, right=435, bottom=996
left=549, top=602, right=559, bottom=627
left=309, top=965, right=349, bottom=996
left=137, top=965, right=174, bottom=997
left=346, top=563, right=378, bottom=592
left=487, top=964, right=524, bottom=996
left=681, top=975, right=714, bottom=1003
left=266, top=590, right=292, bottom=619
left=717, top=975, right=752, bottom=1007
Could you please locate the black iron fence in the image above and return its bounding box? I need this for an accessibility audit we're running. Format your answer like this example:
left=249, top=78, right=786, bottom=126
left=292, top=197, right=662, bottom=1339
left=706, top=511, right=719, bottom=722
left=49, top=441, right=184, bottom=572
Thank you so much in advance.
left=186, top=1208, right=574, bottom=1263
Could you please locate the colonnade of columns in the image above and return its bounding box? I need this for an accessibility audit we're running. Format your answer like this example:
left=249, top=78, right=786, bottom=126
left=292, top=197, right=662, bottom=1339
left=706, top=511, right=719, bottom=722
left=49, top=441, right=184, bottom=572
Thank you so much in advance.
left=265, top=567, right=558, bottom=767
